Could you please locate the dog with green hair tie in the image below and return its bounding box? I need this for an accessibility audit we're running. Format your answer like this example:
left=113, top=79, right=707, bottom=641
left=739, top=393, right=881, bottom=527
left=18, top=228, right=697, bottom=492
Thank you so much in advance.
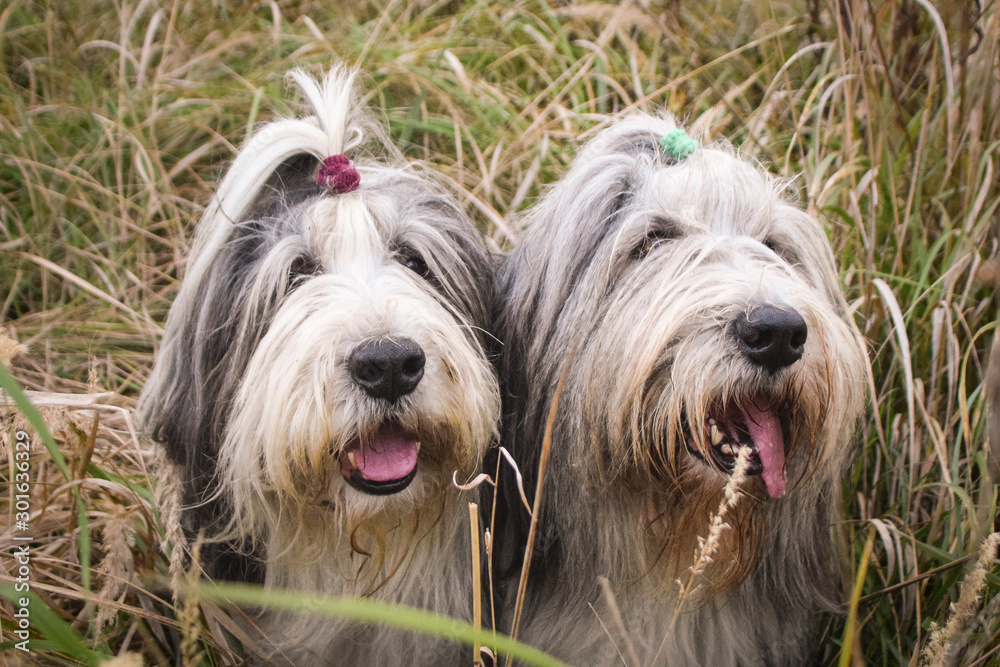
left=493, top=114, right=868, bottom=665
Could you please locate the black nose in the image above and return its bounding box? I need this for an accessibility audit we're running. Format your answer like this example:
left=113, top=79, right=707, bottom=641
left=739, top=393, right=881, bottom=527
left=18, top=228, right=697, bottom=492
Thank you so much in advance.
left=734, top=305, right=808, bottom=372
left=348, top=337, right=425, bottom=401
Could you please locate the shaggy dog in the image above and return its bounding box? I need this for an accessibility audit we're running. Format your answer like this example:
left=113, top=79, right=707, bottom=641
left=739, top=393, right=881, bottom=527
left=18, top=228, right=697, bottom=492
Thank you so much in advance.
left=494, top=114, right=868, bottom=665
left=138, top=67, right=499, bottom=665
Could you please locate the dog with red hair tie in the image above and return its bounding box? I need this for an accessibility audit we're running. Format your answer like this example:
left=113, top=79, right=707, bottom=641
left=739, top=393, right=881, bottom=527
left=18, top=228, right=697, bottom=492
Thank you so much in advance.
left=139, top=67, right=500, bottom=666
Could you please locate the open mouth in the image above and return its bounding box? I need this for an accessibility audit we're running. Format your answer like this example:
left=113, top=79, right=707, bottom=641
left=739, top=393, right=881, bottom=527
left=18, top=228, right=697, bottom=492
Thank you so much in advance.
left=339, top=424, right=420, bottom=495
left=684, top=402, right=788, bottom=499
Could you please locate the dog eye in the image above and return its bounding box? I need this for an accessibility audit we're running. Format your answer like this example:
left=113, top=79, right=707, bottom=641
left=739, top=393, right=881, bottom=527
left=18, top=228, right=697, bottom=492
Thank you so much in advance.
left=635, top=230, right=677, bottom=260
left=397, top=247, right=431, bottom=279
left=288, top=255, right=321, bottom=287
left=761, top=236, right=800, bottom=266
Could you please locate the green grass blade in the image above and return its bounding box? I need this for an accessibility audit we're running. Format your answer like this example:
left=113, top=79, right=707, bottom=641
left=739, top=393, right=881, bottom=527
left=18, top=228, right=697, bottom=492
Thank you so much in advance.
left=196, top=580, right=570, bottom=667
left=0, top=585, right=104, bottom=666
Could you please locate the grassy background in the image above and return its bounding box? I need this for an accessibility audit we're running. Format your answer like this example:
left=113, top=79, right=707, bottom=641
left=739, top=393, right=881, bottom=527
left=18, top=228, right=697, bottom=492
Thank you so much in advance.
left=1, top=0, right=999, bottom=664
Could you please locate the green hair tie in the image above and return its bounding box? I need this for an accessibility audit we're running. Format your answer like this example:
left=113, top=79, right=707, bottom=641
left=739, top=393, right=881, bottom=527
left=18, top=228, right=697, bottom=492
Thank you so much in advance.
left=659, top=128, right=698, bottom=162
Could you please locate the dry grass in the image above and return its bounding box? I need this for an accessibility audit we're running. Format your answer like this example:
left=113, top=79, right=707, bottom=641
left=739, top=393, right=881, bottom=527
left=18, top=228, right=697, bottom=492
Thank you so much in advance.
left=669, top=445, right=754, bottom=631
left=2, top=0, right=999, bottom=664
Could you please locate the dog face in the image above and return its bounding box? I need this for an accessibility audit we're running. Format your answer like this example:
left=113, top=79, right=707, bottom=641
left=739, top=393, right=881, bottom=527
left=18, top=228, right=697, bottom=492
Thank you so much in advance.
left=580, top=152, right=865, bottom=501
left=217, top=171, right=500, bottom=533
left=141, top=70, right=500, bottom=550
left=504, top=116, right=866, bottom=505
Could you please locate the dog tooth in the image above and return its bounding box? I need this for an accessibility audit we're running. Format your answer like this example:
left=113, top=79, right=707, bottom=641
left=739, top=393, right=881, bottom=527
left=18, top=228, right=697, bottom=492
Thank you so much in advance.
left=347, top=451, right=357, bottom=468
left=710, top=425, right=723, bottom=445
left=720, top=444, right=735, bottom=456
left=707, top=418, right=716, bottom=426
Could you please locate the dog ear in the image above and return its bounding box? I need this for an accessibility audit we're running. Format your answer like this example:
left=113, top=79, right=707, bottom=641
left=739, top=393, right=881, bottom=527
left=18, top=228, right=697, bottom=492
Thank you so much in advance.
left=489, top=121, right=680, bottom=583
left=141, top=154, right=322, bottom=466
left=138, top=154, right=324, bottom=581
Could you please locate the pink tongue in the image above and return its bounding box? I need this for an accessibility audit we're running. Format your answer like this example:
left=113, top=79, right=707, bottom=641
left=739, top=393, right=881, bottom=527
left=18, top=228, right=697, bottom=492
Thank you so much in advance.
left=743, top=406, right=786, bottom=499
left=345, top=431, right=419, bottom=482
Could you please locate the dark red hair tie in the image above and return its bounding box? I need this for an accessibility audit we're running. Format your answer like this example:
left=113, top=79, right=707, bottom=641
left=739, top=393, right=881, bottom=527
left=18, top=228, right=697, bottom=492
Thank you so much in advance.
left=316, top=154, right=360, bottom=194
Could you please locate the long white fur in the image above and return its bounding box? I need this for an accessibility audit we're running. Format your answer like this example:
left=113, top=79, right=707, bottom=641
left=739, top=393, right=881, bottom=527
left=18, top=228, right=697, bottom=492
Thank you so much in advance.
left=139, top=68, right=499, bottom=665
left=184, top=69, right=373, bottom=294
left=497, top=112, right=868, bottom=665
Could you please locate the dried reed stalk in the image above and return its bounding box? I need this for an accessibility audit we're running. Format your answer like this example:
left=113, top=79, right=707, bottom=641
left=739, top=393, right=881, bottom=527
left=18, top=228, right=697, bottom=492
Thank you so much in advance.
left=921, top=532, right=1000, bottom=667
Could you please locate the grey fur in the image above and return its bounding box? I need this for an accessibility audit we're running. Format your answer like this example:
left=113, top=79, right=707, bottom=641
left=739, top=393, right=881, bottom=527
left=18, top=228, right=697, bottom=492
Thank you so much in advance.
left=495, top=112, right=868, bottom=666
